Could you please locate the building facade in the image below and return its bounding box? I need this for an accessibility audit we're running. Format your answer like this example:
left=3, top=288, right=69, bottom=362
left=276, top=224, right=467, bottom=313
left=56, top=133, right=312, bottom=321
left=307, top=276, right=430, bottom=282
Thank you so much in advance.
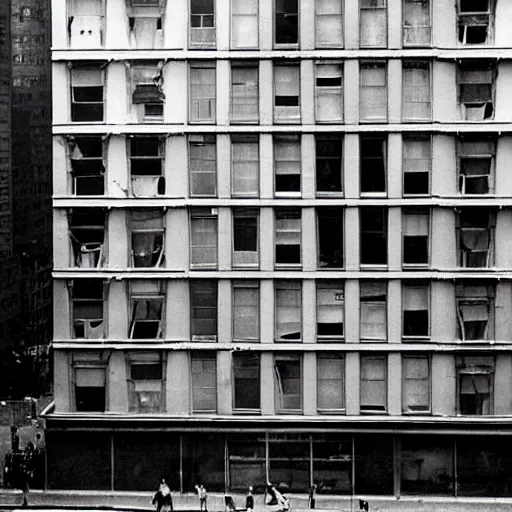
left=48, top=0, right=512, bottom=500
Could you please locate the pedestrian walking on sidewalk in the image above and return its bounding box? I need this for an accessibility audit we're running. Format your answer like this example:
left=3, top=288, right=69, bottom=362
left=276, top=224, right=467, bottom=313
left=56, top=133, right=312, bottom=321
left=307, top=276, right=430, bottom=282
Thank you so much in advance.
left=246, top=486, right=254, bottom=512
left=152, top=478, right=174, bottom=512
left=195, top=484, right=208, bottom=512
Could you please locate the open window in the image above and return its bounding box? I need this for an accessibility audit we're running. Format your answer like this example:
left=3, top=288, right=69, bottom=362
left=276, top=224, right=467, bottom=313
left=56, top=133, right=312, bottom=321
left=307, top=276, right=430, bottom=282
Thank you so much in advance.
left=233, top=352, right=260, bottom=410
left=274, top=354, right=302, bottom=413
left=402, top=282, right=429, bottom=339
left=274, top=135, right=301, bottom=196
left=458, top=61, right=496, bottom=121
left=231, top=62, right=259, bottom=123
left=71, top=279, right=105, bottom=339
left=317, top=207, right=343, bottom=268
left=402, top=355, right=430, bottom=413
left=70, top=65, right=104, bottom=122
left=316, top=135, right=342, bottom=194
left=360, top=207, right=387, bottom=266
left=190, top=207, right=218, bottom=268
left=129, top=210, right=165, bottom=268
left=233, top=208, right=258, bottom=268
left=127, top=352, right=164, bottom=413
left=403, top=208, right=429, bottom=266
left=190, top=62, right=216, bottom=123
left=190, top=279, right=217, bottom=341
left=360, top=0, right=387, bottom=48
left=130, top=63, right=165, bottom=122
left=457, top=355, right=494, bottom=415
left=231, top=134, right=259, bottom=197
left=360, top=62, right=387, bottom=122
left=275, top=281, right=301, bottom=342
left=190, top=0, right=215, bottom=47
left=360, top=281, right=387, bottom=341
left=315, top=0, right=343, bottom=47
left=68, top=0, right=103, bottom=48
left=360, top=355, right=387, bottom=413
left=129, top=280, right=165, bottom=339
left=72, top=352, right=108, bottom=412
left=275, top=0, right=298, bottom=47
left=403, top=0, right=431, bottom=46
left=360, top=136, right=386, bottom=194
left=458, top=136, right=495, bottom=195
left=189, top=135, right=216, bottom=197
left=233, top=282, right=259, bottom=341
left=317, top=354, right=345, bottom=412
left=458, top=0, right=494, bottom=45
left=68, top=136, right=104, bottom=195
left=457, top=208, right=494, bottom=268
left=191, top=352, right=217, bottom=412
left=456, top=283, right=494, bottom=341
left=315, top=63, right=343, bottom=123
left=69, top=208, right=106, bottom=268
left=231, top=0, right=258, bottom=48
left=275, top=208, right=301, bottom=267
left=402, top=61, right=431, bottom=121
left=274, top=63, right=300, bottom=123
left=316, top=281, right=344, bottom=340
left=130, top=136, right=165, bottom=197
left=403, top=135, right=430, bottom=195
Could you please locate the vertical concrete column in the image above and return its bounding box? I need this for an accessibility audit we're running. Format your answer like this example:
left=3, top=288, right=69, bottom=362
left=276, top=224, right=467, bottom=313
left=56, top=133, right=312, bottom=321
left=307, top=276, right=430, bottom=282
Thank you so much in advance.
left=260, top=279, right=275, bottom=343
left=53, top=137, right=68, bottom=196
left=259, top=0, right=273, bottom=50
left=495, top=63, right=512, bottom=122
left=300, top=60, right=315, bottom=125
left=166, top=280, right=190, bottom=342
left=108, top=210, right=128, bottom=269
left=53, top=281, right=71, bottom=340
left=345, top=352, right=360, bottom=415
left=343, top=61, right=359, bottom=125
left=302, top=134, right=315, bottom=199
left=260, top=134, right=273, bottom=199
left=218, top=280, right=232, bottom=343
left=166, top=135, right=188, bottom=197
left=387, top=280, right=401, bottom=343
left=432, top=135, right=456, bottom=197
left=217, top=351, right=233, bottom=414
left=496, top=2, right=512, bottom=47
left=387, top=60, right=402, bottom=123
left=344, top=0, right=359, bottom=49
left=431, top=354, right=456, bottom=415
left=107, top=135, right=128, bottom=198
left=387, top=0, right=402, bottom=48
left=166, top=208, right=190, bottom=270
left=53, top=64, right=70, bottom=125
left=431, top=280, right=456, bottom=343
left=217, top=134, right=231, bottom=199
left=164, top=62, right=188, bottom=124
left=217, top=0, right=230, bottom=50
left=105, top=0, right=130, bottom=48
left=303, top=353, right=317, bottom=415
left=432, top=62, right=458, bottom=123
left=302, top=208, right=316, bottom=271
left=387, top=353, right=401, bottom=415
left=388, top=207, right=401, bottom=271
left=302, top=279, right=316, bottom=343
left=495, top=209, right=512, bottom=268
left=344, top=134, right=359, bottom=198
left=260, top=207, right=274, bottom=271
left=52, top=0, right=68, bottom=48
left=216, top=60, right=230, bottom=126
left=53, top=351, right=70, bottom=412
left=53, top=210, right=70, bottom=268
left=108, top=351, right=128, bottom=413
left=344, top=207, right=359, bottom=270
left=495, top=135, right=512, bottom=197
left=107, top=279, right=128, bottom=339
left=164, top=0, right=187, bottom=48
left=431, top=208, right=456, bottom=270
left=261, top=352, right=275, bottom=414
left=260, top=61, right=273, bottom=125
left=299, top=0, right=315, bottom=50
left=495, top=354, right=512, bottom=415
left=495, top=282, right=512, bottom=343
left=106, top=62, right=128, bottom=124
left=387, top=134, right=402, bottom=199
left=433, top=1, right=456, bottom=48
left=166, top=352, right=191, bottom=414
left=344, top=280, right=359, bottom=344
left=218, top=207, right=231, bottom=271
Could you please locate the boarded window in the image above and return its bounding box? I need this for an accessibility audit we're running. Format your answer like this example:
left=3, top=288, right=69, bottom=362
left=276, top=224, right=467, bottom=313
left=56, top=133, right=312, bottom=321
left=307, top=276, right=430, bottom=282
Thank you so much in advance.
left=360, top=355, right=387, bottom=412
left=402, top=356, right=429, bottom=412
left=402, top=283, right=429, bottom=337
left=360, top=282, right=387, bottom=341
left=403, top=0, right=431, bottom=46
left=360, top=206, right=387, bottom=266
left=274, top=355, right=302, bottom=412
left=316, top=0, right=343, bottom=47
left=275, top=281, right=301, bottom=341
left=231, top=64, right=259, bottom=122
left=191, top=353, right=217, bottom=412
left=360, top=0, right=387, bottom=47
left=189, top=135, right=216, bottom=197
left=233, top=353, right=260, bottom=409
left=190, top=63, right=216, bottom=122
left=316, top=281, right=344, bottom=339
left=360, top=63, right=387, bottom=122
left=315, top=63, right=343, bottom=122
left=402, top=61, right=431, bottom=121
left=233, top=282, right=259, bottom=340
left=275, top=208, right=301, bottom=266
left=317, top=355, right=345, bottom=411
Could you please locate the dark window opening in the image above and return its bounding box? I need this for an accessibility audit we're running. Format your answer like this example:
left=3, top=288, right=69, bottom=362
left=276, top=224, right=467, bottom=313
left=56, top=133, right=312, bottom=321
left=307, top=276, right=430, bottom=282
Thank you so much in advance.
left=275, top=208, right=301, bottom=265
left=458, top=209, right=492, bottom=268
left=130, top=297, right=164, bottom=339
left=72, top=279, right=104, bottom=339
left=361, top=137, right=386, bottom=193
left=316, top=136, right=342, bottom=193
left=459, top=0, right=489, bottom=13
left=275, top=0, right=298, bottom=45
left=191, top=280, right=218, bottom=339
left=234, top=217, right=257, bottom=252
left=317, top=207, right=343, bottom=268
left=70, top=137, right=104, bottom=195
left=233, top=353, right=260, bottom=410
left=360, top=207, right=387, bottom=265
left=403, top=284, right=429, bottom=337
left=75, top=386, right=105, bottom=412
left=131, top=363, right=163, bottom=380
left=69, top=209, right=105, bottom=268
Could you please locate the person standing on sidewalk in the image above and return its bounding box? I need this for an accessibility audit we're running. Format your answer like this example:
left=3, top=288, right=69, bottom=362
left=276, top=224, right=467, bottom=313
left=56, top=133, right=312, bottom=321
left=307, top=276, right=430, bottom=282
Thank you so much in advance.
left=245, top=486, right=254, bottom=512
left=195, top=484, right=208, bottom=512
left=152, top=478, right=173, bottom=512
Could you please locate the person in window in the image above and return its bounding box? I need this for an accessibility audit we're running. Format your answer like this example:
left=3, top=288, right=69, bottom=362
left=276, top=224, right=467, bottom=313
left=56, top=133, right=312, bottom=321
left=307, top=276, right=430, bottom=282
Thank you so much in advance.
left=152, top=478, right=173, bottom=512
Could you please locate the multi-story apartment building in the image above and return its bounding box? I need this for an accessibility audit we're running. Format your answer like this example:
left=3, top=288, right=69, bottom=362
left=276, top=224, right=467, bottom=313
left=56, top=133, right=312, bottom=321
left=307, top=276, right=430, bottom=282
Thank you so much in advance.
left=47, top=0, right=512, bottom=502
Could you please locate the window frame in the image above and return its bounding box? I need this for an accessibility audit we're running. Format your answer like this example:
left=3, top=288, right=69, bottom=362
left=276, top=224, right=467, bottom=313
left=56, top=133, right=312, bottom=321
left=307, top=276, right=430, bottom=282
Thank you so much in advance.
left=359, top=281, right=387, bottom=342
left=402, top=60, right=432, bottom=122
left=231, top=134, right=260, bottom=197
left=273, top=63, right=301, bottom=124
left=316, top=281, right=345, bottom=341
left=274, top=0, right=299, bottom=48
left=190, top=207, right=218, bottom=269
left=359, top=0, right=388, bottom=48
left=315, top=62, right=344, bottom=124
left=230, top=0, right=259, bottom=49
left=72, top=352, right=108, bottom=413
left=457, top=61, right=496, bottom=121
left=402, top=355, right=431, bottom=414
left=232, top=281, right=260, bottom=341
left=403, top=0, right=431, bottom=47
left=402, top=208, right=430, bottom=267
left=315, top=0, right=343, bottom=48
left=359, top=61, right=388, bottom=123
left=190, top=279, right=218, bottom=342
left=317, top=353, right=346, bottom=414
left=274, top=354, right=303, bottom=414
left=402, top=282, right=430, bottom=340
left=191, top=352, right=218, bottom=413
left=274, top=134, right=302, bottom=197
left=360, top=135, right=387, bottom=197
left=232, top=208, right=259, bottom=269
left=70, top=279, right=106, bottom=339
left=315, top=135, right=343, bottom=196
left=189, top=134, right=217, bottom=198
left=128, top=280, right=166, bottom=340
left=275, top=207, right=302, bottom=268
left=230, top=62, right=260, bottom=124
left=189, top=62, right=217, bottom=124
left=402, top=134, right=431, bottom=197
left=70, top=66, right=105, bottom=123
left=275, top=280, right=302, bottom=343
left=129, top=136, right=165, bottom=197
left=457, top=0, right=494, bottom=45
left=317, top=206, right=344, bottom=269
left=190, top=0, right=216, bottom=47
left=456, top=282, right=495, bottom=342
left=457, top=136, right=496, bottom=196
left=456, top=355, right=495, bottom=416
left=457, top=208, right=495, bottom=269
left=360, top=354, right=387, bottom=414
left=360, top=206, right=388, bottom=267
left=129, top=209, right=166, bottom=268
left=68, top=208, right=106, bottom=269
left=69, top=136, right=105, bottom=196
left=232, top=352, right=261, bottom=412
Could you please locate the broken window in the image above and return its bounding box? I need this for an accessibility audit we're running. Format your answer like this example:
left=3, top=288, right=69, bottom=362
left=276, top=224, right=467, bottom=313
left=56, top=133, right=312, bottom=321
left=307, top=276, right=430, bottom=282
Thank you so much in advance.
left=69, top=208, right=106, bottom=268
left=317, top=354, right=345, bottom=412
left=129, top=16, right=163, bottom=50
left=275, top=0, right=298, bottom=46
left=191, top=352, right=217, bottom=412
left=316, top=281, right=344, bottom=340
left=360, top=355, right=387, bottom=413
left=233, top=282, right=259, bottom=341
left=129, top=280, right=165, bottom=339
left=315, top=63, right=343, bottom=122
left=231, top=0, right=258, bottom=48
left=402, top=355, right=430, bottom=413
left=402, top=61, right=431, bottom=121
left=130, top=137, right=165, bottom=197
left=68, top=0, right=103, bottom=49
left=275, top=208, right=301, bottom=266
left=232, top=134, right=259, bottom=197
left=360, top=281, right=387, bottom=341
left=130, top=63, right=165, bottom=121
left=231, top=63, right=259, bottom=123
left=403, top=209, right=429, bottom=265
left=274, top=354, right=302, bottom=412
left=458, top=0, right=493, bottom=45
left=403, top=135, right=430, bottom=195
left=69, top=136, right=104, bottom=195
left=190, top=62, right=216, bottom=123
left=275, top=281, right=301, bottom=341
left=190, top=280, right=217, bottom=341
left=457, top=355, right=494, bottom=415
left=189, top=135, right=216, bottom=197
left=316, top=0, right=343, bottom=47
left=274, top=63, right=300, bottom=123
left=360, top=136, right=386, bottom=194
left=317, top=207, right=343, bottom=268
left=360, top=0, right=387, bottom=47
left=458, top=208, right=494, bottom=268
left=458, top=61, right=496, bottom=121
left=233, top=208, right=258, bottom=268
left=274, top=135, right=301, bottom=195
left=456, top=283, right=494, bottom=341
left=316, top=135, right=342, bottom=194
left=127, top=352, right=164, bottom=413
left=458, top=136, right=495, bottom=194
left=71, top=279, right=105, bottom=339
left=360, top=62, right=387, bottom=122
left=70, top=65, right=104, bottom=122
left=403, top=0, right=431, bottom=46
left=402, top=282, right=429, bottom=338
left=72, top=352, right=107, bottom=412
left=360, top=206, right=387, bottom=265
left=190, top=0, right=215, bottom=47
left=233, top=353, right=260, bottom=410
left=130, top=210, right=165, bottom=268
left=190, top=208, right=218, bottom=268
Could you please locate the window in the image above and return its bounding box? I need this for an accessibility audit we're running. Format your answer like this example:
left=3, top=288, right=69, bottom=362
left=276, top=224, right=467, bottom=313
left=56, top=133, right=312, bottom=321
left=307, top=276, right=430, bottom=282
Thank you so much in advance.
left=190, top=0, right=215, bottom=46
left=360, top=0, right=387, bottom=48
left=360, top=282, right=387, bottom=341
left=458, top=136, right=495, bottom=195
left=73, top=353, right=107, bottom=412
left=69, top=208, right=106, bottom=268
left=360, top=136, right=386, bottom=194
left=457, top=355, right=494, bottom=415
left=402, top=355, right=430, bottom=413
left=68, top=0, right=103, bottom=48
left=317, top=354, right=345, bottom=412
left=191, top=353, right=217, bottom=412
left=190, top=208, right=218, bottom=268
left=269, top=437, right=309, bottom=491
left=456, top=283, right=494, bottom=341
left=315, top=63, right=343, bottom=122
left=275, top=0, right=298, bottom=46
left=274, top=135, right=301, bottom=195
left=232, top=134, right=259, bottom=196
left=190, top=280, right=217, bottom=341
left=312, top=436, right=352, bottom=493
left=402, top=61, right=431, bottom=121
left=190, top=63, right=216, bottom=123
left=69, top=136, right=104, bottom=195
left=402, top=283, right=429, bottom=338
left=233, top=208, right=258, bottom=268
left=458, top=0, right=493, bottom=45
left=130, top=137, right=165, bottom=197
left=127, top=352, right=164, bottom=413
left=189, top=135, right=216, bottom=197
left=231, top=0, right=258, bottom=48
left=317, top=207, right=344, bottom=268
left=316, top=281, right=344, bottom=340
left=275, top=281, right=301, bottom=342
left=130, top=63, right=165, bottom=121
left=360, top=355, right=387, bottom=413
left=360, top=206, right=387, bottom=266
left=130, top=210, right=165, bottom=268
left=403, top=209, right=429, bottom=265
left=275, top=208, right=301, bottom=266
left=71, top=279, right=105, bottom=339
left=233, top=353, right=260, bottom=410
left=274, top=354, right=302, bottom=412
left=403, top=0, right=431, bottom=46
left=403, top=135, right=430, bottom=195
left=316, top=0, right=343, bottom=47
left=231, top=63, right=259, bottom=123
left=360, top=63, right=387, bottom=122
left=274, top=64, right=300, bottom=123
left=129, top=17, right=163, bottom=50
left=129, top=280, right=165, bottom=339
left=458, top=208, right=494, bottom=268
left=71, top=66, right=104, bottom=122
left=233, top=282, right=259, bottom=340
left=316, top=136, right=343, bottom=194
left=458, top=61, right=495, bottom=121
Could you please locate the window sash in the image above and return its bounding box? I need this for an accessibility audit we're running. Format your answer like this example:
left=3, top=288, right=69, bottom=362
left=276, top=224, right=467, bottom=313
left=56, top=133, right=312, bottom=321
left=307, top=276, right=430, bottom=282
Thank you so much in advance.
left=233, top=287, right=260, bottom=340
left=274, top=357, right=302, bottom=411
left=190, top=66, right=216, bottom=122
left=315, top=0, right=343, bottom=47
left=231, top=66, right=259, bottom=121
left=275, top=284, right=302, bottom=341
left=360, top=65, right=387, bottom=121
left=232, top=141, right=259, bottom=196
left=231, top=0, right=258, bottom=48
left=190, top=216, right=218, bottom=267
left=191, top=355, right=217, bottom=412
left=403, top=63, right=431, bottom=120
left=317, top=356, right=345, bottom=411
left=360, top=6, right=387, bottom=47
left=403, top=212, right=429, bottom=236
left=191, top=281, right=218, bottom=339
left=315, top=64, right=343, bottom=122
left=360, top=356, right=387, bottom=412
left=403, top=356, right=430, bottom=412
left=190, top=142, right=217, bottom=197
left=403, top=0, right=431, bottom=45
